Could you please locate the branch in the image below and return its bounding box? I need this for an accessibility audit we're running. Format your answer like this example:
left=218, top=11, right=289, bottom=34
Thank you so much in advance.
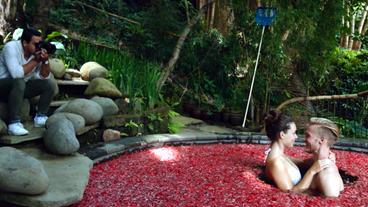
left=75, top=1, right=140, bottom=25
left=276, top=90, right=368, bottom=111
left=49, top=23, right=121, bottom=50
left=157, top=1, right=215, bottom=91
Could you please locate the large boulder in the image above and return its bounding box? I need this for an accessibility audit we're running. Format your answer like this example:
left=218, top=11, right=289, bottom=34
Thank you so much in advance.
left=0, top=147, right=93, bottom=207
left=90, top=96, right=119, bottom=116
left=49, top=58, right=66, bottom=79
left=80, top=62, right=107, bottom=81
left=46, top=112, right=85, bottom=132
left=43, top=119, right=80, bottom=155
left=56, top=98, right=103, bottom=125
left=84, top=78, right=123, bottom=98
left=0, top=147, right=49, bottom=195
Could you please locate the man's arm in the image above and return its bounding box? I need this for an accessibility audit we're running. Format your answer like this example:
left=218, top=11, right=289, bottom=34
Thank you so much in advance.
left=23, top=60, right=41, bottom=75
left=38, top=49, right=50, bottom=78
left=3, top=43, right=40, bottom=77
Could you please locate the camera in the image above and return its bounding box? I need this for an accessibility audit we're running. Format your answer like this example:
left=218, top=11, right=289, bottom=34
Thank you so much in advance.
left=35, top=41, right=56, bottom=54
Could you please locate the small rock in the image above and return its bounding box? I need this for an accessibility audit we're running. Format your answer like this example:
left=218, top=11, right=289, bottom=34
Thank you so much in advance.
left=103, top=129, right=121, bottom=142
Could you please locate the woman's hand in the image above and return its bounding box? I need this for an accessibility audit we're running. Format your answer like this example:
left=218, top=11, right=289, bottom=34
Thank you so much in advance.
left=318, top=138, right=330, bottom=160
left=310, top=159, right=332, bottom=174
left=328, top=151, right=336, bottom=163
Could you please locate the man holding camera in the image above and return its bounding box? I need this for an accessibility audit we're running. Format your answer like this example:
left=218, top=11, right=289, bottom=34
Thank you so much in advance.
left=0, top=27, right=56, bottom=135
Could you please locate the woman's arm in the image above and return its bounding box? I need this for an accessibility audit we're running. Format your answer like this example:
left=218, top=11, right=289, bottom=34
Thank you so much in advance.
left=289, top=157, right=314, bottom=169
left=267, top=159, right=294, bottom=191
left=267, top=159, right=331, bottom=193
left=291, top=159, right=332, bottom=193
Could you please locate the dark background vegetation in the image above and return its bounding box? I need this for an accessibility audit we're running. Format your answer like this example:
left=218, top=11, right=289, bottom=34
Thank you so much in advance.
left=0, top=0, right=367, bottom=136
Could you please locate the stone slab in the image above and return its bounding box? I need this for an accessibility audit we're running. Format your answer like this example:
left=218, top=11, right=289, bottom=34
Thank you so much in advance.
left=0, top=146, right=93, bottom=207
left=56, top=79, right=89, bottom=86
left=0, top=124, right=45, bottom=144
left=50, top=100, right=69, bottom=107
left=171, top=115, right=204, bottom=126
left=76, top=122, right=100, bottom=136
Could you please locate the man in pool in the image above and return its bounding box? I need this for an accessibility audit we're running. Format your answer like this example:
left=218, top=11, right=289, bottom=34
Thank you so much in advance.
left=304, top=117, right=344, bottom=197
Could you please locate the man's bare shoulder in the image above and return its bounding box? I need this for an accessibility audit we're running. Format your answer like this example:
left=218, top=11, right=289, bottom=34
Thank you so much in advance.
left=316, top=164, right=344, bottom=197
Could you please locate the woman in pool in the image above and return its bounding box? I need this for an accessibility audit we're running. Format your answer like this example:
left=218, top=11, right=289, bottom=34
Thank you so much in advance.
left=264, top=110, right=332, bottom=193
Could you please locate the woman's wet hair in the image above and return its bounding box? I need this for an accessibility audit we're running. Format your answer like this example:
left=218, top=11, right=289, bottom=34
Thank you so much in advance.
left=264, top=110, right=294, bottom=141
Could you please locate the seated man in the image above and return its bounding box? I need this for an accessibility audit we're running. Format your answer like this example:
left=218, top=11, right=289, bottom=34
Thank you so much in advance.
left=304, top=117, right=344, bottom=197
left=0, top=27, right=56, bottom=135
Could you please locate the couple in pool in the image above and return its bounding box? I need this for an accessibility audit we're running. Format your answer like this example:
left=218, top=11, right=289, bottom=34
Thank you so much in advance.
left=264, top=110, right=344, bottom=197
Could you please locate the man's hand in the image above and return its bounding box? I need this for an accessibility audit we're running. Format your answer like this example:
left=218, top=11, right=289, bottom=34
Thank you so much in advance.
left=34, top=49, right=49, bottom=63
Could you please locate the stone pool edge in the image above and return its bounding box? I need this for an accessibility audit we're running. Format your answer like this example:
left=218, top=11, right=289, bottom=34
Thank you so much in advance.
left=79, top=132, right=368, bottom=164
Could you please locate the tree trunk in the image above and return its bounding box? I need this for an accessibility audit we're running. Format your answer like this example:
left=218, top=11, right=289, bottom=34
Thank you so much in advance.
left=348, top=13, right=355, bottom=49
left=157, top=1, right=214, bottom=91
left=0, top=0, right=18, bottom=39
left=28, top=0, right=53, bottom=35
left=248, top=0, right=261, bottom=10
left=213, top=0, right=234, bottom=35
left=352, top=5, right=368, bottom=50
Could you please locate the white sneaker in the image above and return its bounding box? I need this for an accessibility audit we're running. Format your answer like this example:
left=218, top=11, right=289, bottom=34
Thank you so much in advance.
left=8, top=122, right=29, bottom=136
left=34, top=115, right=48, bottom=127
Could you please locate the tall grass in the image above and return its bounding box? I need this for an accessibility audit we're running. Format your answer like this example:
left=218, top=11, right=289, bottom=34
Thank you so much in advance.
left=76, top=42, right=162, bottom=109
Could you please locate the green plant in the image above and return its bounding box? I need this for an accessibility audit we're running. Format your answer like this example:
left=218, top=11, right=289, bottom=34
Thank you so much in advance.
left=147, top=113, right=164, bottom=133
left=124, top=120, right=141, bottom=128
left=124, top=120, right=143, bottom=136
left=167, top=110, right=184, bottom=133
left=331, top=117, right=368, bottom=139
left=75, top=42, right=162, bottom=110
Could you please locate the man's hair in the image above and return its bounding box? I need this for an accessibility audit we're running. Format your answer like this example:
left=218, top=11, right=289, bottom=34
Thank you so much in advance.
left=309, top=117, right=339, bottom=146
left=20, top=27, right=42, bottom=43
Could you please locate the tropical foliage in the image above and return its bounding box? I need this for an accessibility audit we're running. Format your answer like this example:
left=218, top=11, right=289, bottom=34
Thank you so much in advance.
left=0, top=0, right=367, bottom=136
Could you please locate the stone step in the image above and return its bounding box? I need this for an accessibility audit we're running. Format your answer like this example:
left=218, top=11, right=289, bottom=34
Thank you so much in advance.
left=50, top=100, right=69, bottom=107
left=0, top=122, right=101, bottom=145
left=56, top=79, right=89, bottom=97
left=56, top=79, right=89, bottom=86
left=0, top=123, right=45, bottom=144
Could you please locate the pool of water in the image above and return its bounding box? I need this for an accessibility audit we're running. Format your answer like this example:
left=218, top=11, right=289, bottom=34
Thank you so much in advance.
left=71, top=144, right=368, bottom=206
